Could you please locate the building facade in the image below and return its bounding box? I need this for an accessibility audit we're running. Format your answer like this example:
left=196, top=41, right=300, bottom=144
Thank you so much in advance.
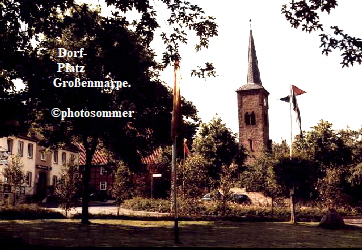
left=0, top=135, right=79, bottom=201
left=236, top=29, right=271, bottom=162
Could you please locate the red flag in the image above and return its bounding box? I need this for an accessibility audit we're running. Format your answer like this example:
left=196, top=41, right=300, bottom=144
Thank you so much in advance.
left=292, top=85, right=306, bottom=96
left=171, top=61, right=182, bottom=139
left=291, top=85, right=305, bottom=135
left=183, top=139, right=191, bottom=158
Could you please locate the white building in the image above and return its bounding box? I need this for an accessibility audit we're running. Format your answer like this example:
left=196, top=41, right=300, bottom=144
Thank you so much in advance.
left=0, top=134, right=79, bottom=202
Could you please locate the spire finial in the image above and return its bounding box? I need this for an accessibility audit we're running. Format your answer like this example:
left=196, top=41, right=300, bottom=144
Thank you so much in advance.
left=249, top=19, right=252, bottom=30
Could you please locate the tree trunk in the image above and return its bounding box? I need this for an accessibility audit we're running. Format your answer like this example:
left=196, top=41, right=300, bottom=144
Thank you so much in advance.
left=81, top=138, right=97, bottom=225
left=81, top=162, right=91, bottom=224
left=117, top=204, right=120, bottom=216
left=13, top=191, right=16, bottom=206
left=271, top=194, right=274, bottom=219
left=290, top=186, right=296, bottom=224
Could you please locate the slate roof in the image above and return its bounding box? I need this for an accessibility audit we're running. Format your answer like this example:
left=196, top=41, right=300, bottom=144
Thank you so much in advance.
left=236, top=29, right=265, bottom=92
left=247, top=29, right=262, bottom=85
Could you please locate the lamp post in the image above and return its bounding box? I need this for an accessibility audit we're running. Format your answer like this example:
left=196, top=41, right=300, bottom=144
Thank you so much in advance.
left=151, top=173, right=162, bottom=199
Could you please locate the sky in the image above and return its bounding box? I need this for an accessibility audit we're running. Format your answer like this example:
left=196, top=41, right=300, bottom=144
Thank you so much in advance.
left=150, top=0, right=362, bottom=143
left=17, top=0, right=362, bottom=144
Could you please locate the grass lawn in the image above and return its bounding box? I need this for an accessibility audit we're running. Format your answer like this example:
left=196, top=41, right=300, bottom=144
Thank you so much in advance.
left=0, top=219, right=361, bottom=248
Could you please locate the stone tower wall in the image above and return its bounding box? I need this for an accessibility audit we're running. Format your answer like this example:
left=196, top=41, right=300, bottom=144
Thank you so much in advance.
left=237, top=88, right=270, bottom=160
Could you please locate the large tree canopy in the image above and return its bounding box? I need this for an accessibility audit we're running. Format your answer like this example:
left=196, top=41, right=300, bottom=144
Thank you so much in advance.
left=193, top=116, right=246, bottom=188
left=0, top=0, right=218, bottom=224
left=282, top=0, right=362, bottom=67
left=0, top=0, right=218, bottom=136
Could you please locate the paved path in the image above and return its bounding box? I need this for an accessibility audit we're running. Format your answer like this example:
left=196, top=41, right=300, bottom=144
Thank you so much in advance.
left=49, top=206, right=362, bottom=227
left=50, top=205, right=171, bottom=217
left=343, top=217, right=362, bottom=227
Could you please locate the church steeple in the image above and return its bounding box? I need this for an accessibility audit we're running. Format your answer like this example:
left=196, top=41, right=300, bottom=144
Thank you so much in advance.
left=247, top=29, right=262, bottom=85
left=236, top=25, right=270, bottom=162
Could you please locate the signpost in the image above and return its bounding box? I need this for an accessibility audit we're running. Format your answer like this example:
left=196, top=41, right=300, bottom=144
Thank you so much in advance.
left=151, top=173, right=162, bottom=199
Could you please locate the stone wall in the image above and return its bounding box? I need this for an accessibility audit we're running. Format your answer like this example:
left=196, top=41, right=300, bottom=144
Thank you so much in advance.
left=237, top=88, right=270, bottom=162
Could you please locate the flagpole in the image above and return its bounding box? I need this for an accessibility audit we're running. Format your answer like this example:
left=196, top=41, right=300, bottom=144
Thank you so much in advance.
left=171, top=60, right=181, bottom=244
left=289, top=85, right=293, bottom=160
left=171, top=138, right=179, bottom=243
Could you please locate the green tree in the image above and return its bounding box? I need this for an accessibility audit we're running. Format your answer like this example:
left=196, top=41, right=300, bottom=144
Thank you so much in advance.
left=193, top=116, right=247, bottom=189
left=338, top=127, right=362, bottom=205
left=25, top=4, right=203, bottom=224
left=282, top=0, right=362, bottom=67
left=218, top=163, right=243, bottom=216
left=0, top=0, right=217, bottom=137
left=178, top=153, right=208, bottom=199
left=54, top=161, right=81, bottom=217
left=2, top=156, right=25, bottom=206
left=240, top=153, right=281, bottom=198
left=2, top=1, right=218, bottom=224
left=293, top=120, right=353, bottom=206
left=273, top=157, right=319, bottom=223
left=348, top=162, right=362, bottom=204
left=111, top=161, right=133, bottom=216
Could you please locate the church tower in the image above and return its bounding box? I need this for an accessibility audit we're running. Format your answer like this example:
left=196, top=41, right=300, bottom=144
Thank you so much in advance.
left=236, top=28, right=271, bottom=161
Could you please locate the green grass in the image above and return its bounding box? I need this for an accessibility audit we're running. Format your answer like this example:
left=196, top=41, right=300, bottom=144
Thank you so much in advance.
left=0, top=219, right=362, bottom=247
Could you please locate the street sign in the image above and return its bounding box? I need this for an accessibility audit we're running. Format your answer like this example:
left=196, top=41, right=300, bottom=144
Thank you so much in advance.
left=152, top=174, right=162, bottom=177
left=0, top=151, right=8, bottom=165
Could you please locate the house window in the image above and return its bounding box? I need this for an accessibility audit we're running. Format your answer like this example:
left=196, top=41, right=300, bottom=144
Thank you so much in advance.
left=18, top=141, right=24, bottom=157
left=53, top=175, right=58, bottom=187
left=40, top=151, right=46, bottom=161
left=26, top=172, right=32, bottom=187
left=100, top=167, right=107, bottom=175
left=53, top=150, right=58, bottom=164
left=28, top=143, right=33, bottom=159
left=70, top=154, right=75, bottom=164
left=4, top=176, right=9, bottom=183
left=248, top=139, right=254, bottom=152
left=100, top=181, right=107, bottom=190
left=62, top=152, right=66, bottom=165
left=7, top=139, right=13, bottom=154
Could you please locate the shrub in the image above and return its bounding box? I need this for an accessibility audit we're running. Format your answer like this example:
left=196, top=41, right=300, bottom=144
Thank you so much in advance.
left=122, top=197, right=171, bottom=213
left=121, top=197, right=362, bottom=222
left=0, top=204, right=65, bottom=219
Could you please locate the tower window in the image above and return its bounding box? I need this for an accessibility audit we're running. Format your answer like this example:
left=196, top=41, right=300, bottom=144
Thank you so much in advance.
left=264, top=114, right=269, bottom=126
left=244, top=112, right=250, bottom=125
left=248, top=139, right=254, bottom=151
left=250, top=112, right=256, bottom=125
left=245, top=112, right=256, bottom=125
left=245, top=112, right=250, bottom=125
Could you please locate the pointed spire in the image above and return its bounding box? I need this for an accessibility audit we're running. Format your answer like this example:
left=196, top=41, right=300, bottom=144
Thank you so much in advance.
left=247, top=23, right=262, bottom=85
